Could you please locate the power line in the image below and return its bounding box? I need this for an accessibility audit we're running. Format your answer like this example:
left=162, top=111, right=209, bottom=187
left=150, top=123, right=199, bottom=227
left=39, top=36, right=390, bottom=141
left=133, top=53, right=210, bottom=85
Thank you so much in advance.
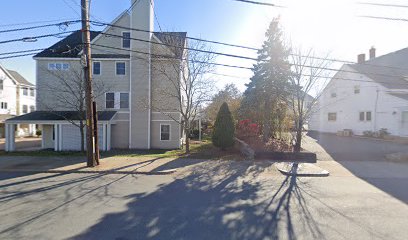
left=357, top=2, right=408, bottom=8
left=359, top=15, right=408, bottom=22
left=0, top=20, right=80, bottom=34
left=0, top=18, right=78, bottom=28
left=0, top=31, right=76, bottom=44
left=90, top=20, right=408, bottom=72
left=231, top=0, right=284, bottom=7
left=0, top=48, right=46, bottom=56
left=150, top=0, right=163, bottom=32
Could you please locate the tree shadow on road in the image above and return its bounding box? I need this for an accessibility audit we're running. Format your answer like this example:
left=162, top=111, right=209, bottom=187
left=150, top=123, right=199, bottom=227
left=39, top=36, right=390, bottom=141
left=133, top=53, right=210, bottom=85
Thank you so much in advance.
left=71, top=162, right=326, bottom=240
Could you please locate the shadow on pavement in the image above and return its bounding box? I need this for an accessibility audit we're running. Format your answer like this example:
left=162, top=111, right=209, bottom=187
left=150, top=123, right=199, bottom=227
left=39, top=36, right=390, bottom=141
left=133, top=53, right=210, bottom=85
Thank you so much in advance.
left=71, top=163, right=328, bottom=240
left=308, top=131, right=408, bottom=203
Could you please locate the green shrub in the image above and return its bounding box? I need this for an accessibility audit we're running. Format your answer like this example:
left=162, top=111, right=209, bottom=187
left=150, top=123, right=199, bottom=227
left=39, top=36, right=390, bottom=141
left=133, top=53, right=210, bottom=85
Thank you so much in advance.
left=212, top=102, right=235, bottom=150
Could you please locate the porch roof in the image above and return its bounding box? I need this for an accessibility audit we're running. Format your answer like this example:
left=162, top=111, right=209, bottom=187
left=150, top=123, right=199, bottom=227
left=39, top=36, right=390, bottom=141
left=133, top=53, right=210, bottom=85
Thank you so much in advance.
left=5, top=111, right=117, bottom=124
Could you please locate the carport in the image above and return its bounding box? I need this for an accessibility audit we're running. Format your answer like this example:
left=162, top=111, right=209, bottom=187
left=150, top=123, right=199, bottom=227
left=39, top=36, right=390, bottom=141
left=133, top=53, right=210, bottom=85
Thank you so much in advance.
left=4, top=111, right=116, bottom=152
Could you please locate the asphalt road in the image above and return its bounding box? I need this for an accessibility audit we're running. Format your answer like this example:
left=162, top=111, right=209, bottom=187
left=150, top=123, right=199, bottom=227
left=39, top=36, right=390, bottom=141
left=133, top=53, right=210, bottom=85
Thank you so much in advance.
left=0, top=156, right=407, bottom=240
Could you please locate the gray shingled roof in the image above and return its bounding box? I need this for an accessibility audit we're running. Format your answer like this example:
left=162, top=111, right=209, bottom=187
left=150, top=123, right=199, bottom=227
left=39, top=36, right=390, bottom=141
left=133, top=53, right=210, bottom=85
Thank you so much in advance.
left=348, top=48, right=408, bottom=89
left=6, top=70, right=33, bottom=86
left=6, top=111, right=117, bottom=122
left=34, top=30, right=187, bottom=59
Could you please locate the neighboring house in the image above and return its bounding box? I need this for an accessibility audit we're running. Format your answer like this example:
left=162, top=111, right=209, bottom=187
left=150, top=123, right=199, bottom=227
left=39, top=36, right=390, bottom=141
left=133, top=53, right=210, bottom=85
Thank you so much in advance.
left=5, top=0, right=186, bottom=151
left=309, top=47, right=408, bottom=137
left=0, top=64, right=36, bottom=138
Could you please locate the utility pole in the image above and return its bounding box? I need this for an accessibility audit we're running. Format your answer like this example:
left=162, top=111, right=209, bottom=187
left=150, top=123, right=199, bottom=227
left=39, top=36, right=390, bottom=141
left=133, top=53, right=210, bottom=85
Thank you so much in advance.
left=81, top=0, right=99, bottom=167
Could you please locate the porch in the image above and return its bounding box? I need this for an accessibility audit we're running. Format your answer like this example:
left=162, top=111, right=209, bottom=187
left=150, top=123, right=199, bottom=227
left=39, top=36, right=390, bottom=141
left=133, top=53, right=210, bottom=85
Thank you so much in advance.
left=4, top=111, right=117, bottom=152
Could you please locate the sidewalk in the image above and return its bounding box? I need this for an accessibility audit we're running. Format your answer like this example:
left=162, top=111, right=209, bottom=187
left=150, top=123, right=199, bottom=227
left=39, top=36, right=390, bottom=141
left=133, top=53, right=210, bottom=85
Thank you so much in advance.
left=0, top=156, right=204, bottom=175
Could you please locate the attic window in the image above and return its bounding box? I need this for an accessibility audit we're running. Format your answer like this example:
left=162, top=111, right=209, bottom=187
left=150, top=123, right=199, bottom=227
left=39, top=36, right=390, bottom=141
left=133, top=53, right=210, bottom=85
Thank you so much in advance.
left=48, top=63, right=70, bottom=71
left=354, top=86, right=360, bottom=94
left=122, top=32, right=130, bottom=48
left=331, top=92, right=337, bottom=98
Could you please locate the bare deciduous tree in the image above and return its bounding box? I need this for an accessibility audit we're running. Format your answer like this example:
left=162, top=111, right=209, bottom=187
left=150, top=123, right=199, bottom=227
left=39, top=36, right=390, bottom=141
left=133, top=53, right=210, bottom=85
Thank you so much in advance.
left=38, top=66, right=111, bottom=152
left=149, top=39, right=216, bottom=153
left=289, top=48, right=330, bottom=152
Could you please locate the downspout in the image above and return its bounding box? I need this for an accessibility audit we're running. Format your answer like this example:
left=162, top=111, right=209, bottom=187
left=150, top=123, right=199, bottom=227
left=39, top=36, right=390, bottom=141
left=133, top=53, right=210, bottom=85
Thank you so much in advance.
left=374, top=88, right=379, bottom=132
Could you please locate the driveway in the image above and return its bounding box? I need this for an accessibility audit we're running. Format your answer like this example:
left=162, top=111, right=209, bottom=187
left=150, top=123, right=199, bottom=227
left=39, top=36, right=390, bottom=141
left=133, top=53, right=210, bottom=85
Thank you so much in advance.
left=307, top=132, right=408, bottom=203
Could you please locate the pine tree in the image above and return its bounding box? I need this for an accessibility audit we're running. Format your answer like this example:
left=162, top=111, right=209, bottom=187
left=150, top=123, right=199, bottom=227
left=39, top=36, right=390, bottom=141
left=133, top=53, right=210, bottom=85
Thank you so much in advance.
left=239, top=17, right=291, bottom=142
left=212, top=102, right=235, bottom=150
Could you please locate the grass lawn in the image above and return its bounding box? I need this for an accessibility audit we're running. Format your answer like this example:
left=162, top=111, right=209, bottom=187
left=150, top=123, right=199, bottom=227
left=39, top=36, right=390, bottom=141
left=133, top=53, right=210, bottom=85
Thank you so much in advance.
left=0, top=137, right=242, bottom=160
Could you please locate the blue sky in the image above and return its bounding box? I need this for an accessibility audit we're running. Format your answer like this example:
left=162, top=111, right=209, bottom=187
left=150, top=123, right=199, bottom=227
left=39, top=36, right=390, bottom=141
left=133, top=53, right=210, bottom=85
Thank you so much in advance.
left=1, top=0, right=408, bottom=91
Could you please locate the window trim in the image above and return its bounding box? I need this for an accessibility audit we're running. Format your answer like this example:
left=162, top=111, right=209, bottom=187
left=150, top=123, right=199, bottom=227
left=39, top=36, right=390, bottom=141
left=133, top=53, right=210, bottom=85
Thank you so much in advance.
left=119, top=92, right=129, bottom=109
left=122, top=31, right=131, bottom=49
left=115, top=61, right=126, bottom=76
left=105, top=92, right=115, bottom=109
left=93, top=61, right=101, bottom=75
left=160, top=124, right=171, bottom=141
left=328, top=112, right=337, bottom=122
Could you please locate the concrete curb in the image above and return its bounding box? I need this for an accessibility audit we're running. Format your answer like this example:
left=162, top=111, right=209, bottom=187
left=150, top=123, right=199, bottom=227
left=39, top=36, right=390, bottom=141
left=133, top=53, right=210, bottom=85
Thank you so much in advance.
left=275, top=163, right=330, bottom=177
left=0, top=169, right=176, bottom=175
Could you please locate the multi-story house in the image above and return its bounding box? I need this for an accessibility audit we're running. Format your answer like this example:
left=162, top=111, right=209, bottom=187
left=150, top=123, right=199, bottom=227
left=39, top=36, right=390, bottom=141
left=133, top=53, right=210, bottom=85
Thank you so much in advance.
left=0, top=64, right=36, bottom=138
left=5, top=0, right=186, bottom=151
left=309, top=47, right=408, bottom=137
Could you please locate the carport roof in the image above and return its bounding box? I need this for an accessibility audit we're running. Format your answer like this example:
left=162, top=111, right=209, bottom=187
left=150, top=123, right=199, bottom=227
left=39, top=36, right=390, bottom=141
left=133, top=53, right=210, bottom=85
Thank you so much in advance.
left=5, top=111, right=117, bottom=123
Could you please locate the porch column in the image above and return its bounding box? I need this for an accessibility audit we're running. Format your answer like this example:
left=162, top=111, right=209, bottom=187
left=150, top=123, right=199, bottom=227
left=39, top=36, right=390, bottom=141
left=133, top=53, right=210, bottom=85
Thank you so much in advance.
left=102, top=123, right=107, bottom=151
left=54, top=124, right=59, bottom=151
left=107, top=123, right=111, bottom=151
left=5, top=123, right=15, bottom=152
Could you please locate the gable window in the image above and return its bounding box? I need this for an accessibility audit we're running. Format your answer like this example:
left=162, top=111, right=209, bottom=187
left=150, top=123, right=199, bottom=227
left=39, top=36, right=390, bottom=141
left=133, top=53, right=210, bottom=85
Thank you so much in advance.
left=93, top=62, right=101, bottom=75
left=120, top=93, right=129, bottom=109
left=354, top=85, right=360, bottom=94
left=22, top=87, right=28, bottom=96
left=122, top=32, right=130, bottom=48
left=328, top=113, right=337, bottom=121
left=330, top=92, right=337, bottom=98
left=30, top=105, right=35, bottom=112
left=105, top=93, right=115, bottom=109
left=160, top=124, right=170, bottom=141
left=30, top=88, right=35, bottom=97
left=0, top=80, right=3, bottom=90
left=116, top=62, right=126, bottom=75
left=22, top=105, right=28, bottom=114
left=0, top=102, right=7, bottom=109
left=48, top=63, right=70, bottom=71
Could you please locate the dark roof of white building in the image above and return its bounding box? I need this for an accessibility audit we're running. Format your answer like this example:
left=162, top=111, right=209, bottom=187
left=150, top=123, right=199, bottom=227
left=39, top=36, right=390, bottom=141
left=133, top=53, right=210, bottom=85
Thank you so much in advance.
left=6, top=70, right=34, bottom=86
left=6, top=111, right=117, bottom=122
left=348, top=48, right=408, bottom=89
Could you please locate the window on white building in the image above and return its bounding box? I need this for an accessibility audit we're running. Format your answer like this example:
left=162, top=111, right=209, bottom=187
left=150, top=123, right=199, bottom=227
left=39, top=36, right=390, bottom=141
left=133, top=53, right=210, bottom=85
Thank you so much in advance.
left=116, top=62, right=126, bottom=75
left=328, top=113, right=337, bottom=121
left=0, top=102, right=7, bottom=109
left=359, top=111, right=372, bottom=121
left=22, top=87, right=28, bottom=96
left=160, top=124, right=170, bottom=141
left=330, top=92, right=337, bottom=98
left=22, top=105, right=28, bottom=113
left=105, top=93, right=115, bottom=109
left=359, top=112, right=365, bottom=121
left=354, top=85, right=360, bottom=94
left=30, top=105, right=35, bottom=112
left=122, top=32, right=130, bottom=48
left=366, top=111, right=372, bottom=121
left=30, top=88, right=35, bottom=97
left=120, top=93, right=129, bottom=109
left=93, top=62, right=101, bottom=75
left=0, top=80, right=3, bottom=90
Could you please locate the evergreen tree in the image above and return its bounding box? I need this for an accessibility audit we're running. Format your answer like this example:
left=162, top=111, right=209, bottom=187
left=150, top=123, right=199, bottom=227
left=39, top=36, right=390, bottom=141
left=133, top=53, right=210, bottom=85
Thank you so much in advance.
left=239, top=17, right=291, bottom=142
left=212, top=102, right=235, bottom=150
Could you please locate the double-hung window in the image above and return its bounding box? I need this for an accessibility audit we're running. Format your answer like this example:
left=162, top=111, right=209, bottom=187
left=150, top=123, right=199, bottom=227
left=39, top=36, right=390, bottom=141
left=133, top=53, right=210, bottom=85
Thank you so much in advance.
left=120, top=93, right=129, bottom=109
left=30, top=88, right=35, bottom=97
left=359, top=111, right=372, bottom=121
left=0, top=80, right=3, bottom=90
left=122, top=32, right=130, bottom=48
left=160, top=124, right=170, bottom=141
left=22, top=87, right=28, bottom=96
left=30, top=105, right=35, bottom=112
left=93, top=62, right=101, bottom=75
left=328, top=113, right=337, bottom=121
left=105, top=93, right=115, bottom=109
left=116, top=62, right=126, bottom=75
left=22, top=105, right=28, bottom=114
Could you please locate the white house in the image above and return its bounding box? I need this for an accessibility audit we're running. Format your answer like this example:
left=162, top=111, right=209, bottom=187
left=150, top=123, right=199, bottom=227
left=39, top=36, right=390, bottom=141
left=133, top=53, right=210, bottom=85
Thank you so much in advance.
left=309, top=47, right=408, bottom=137
left=5, top=0, right=187, bottom=151
left=0, top=64, right=36, bottom=138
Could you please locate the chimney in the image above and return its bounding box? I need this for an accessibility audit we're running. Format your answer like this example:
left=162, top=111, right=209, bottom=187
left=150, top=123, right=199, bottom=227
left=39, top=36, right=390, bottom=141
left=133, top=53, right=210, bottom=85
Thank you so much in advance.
left=369, top=47, right=376, bottom=59
left=357, top=53, right=365, bottom=64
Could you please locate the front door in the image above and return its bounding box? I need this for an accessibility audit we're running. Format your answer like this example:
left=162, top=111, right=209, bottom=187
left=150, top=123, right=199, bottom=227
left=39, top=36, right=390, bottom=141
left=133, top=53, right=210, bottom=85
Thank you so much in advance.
left=402, top=111, right=408, bottom=136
